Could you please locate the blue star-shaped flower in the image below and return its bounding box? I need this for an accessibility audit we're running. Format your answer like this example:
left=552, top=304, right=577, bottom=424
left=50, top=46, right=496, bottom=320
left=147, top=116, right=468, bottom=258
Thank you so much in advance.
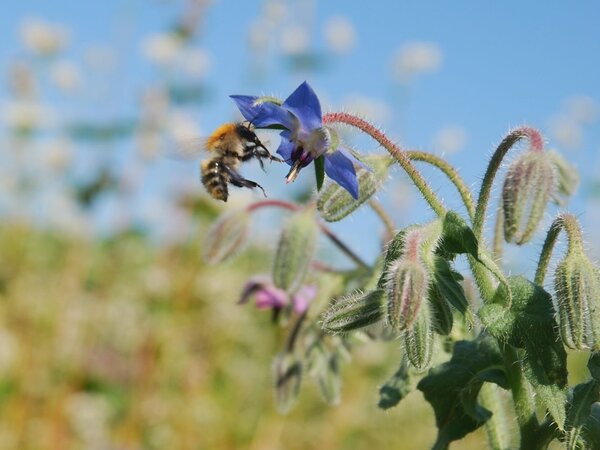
left=231, top=82, right=365, bottom=199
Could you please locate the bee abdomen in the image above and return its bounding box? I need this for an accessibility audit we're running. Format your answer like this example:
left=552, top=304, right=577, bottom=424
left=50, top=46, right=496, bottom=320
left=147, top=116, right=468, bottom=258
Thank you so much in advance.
left=201, top=159, right=229, bottom=202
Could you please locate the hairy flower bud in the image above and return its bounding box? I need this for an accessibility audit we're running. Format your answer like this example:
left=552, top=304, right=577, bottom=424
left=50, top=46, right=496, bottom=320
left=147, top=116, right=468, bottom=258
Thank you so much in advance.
left=317, top=155, right=393, bottom=222
left=386, top=259, right=429, bottom=332
left=502, top=151, right=555, bottom=245
left=403, top=301, right=434, bottom=370
left=203, top=209, right=250, bottom=264
left=547, top=150, right=579, bottom=206
left=273, top=353, right=302, bottom=414
left=554, top=248, right=600, bottom=350
left=272, top=209, right=318, bottom=292
left=321, top=289, right=386, bottom=333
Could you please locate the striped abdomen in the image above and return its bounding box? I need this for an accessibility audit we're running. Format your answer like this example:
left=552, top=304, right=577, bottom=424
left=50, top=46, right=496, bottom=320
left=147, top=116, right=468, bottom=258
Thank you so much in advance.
left=201, top=158, right=229, bottom=202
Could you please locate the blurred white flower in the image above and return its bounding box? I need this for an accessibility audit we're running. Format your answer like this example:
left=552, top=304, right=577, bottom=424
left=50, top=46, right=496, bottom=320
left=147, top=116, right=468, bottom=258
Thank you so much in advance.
left=565, top=96, right=598, bottom=124
left=549, top=116, right=583, bottom=150
left=432, top=125, right=467, bottom=155
left=8, top=61, right=37, bottom=97
left=343, top=94, right=391, bottom=124
left=324, top=16, right=356, bottom=54
left=391, top=42, right=443, bottom=82
left=178, top=47, right=211, bottom=77
left=264, top=0, right=287, bottom=26
left=167, top=110, right=201, bottom=141
left=2, top=100, right=56, bottom=131
left=281, top=25, right=310, bottom=55
left=19, top=18, right=69, bottom=56
left=41, top=138, right=74, bottom=172
left=248, top=20, right=270, bottom=52
left=66, top=393, right=111, bottom=447
left=49, top=60, right=82, bottom=92
left=142, top=32, right=184, bottom=65
left=45, top=189, right=91, bottom=238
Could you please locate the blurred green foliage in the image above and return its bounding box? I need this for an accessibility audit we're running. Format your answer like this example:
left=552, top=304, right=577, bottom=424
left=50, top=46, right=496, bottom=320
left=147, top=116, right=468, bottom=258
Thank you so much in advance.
left=0, top=217, right=492, bottom=449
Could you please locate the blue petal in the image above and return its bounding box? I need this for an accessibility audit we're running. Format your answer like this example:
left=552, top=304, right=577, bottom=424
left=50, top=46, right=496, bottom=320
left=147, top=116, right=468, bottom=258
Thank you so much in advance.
left=324, top=149, right=359, bottom=199
left=276, top=137, right=295, bottom=165
left=230, top=95, right=295, bottom=129
left=282, top=82, right=322, bottom=132
left=337, top=147, right=371, bottom=171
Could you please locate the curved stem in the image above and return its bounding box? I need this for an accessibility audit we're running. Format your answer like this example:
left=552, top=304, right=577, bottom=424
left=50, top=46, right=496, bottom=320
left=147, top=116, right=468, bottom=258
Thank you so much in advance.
left=323, top=112, right=446, bottom=217
left=492, top=205, right=504, bottom=261
left=285, top=310, right=308, bottom=353
left=405, top=150, right=476, bottom=221
left=247, top=199, right=368, bottom=269
left=534, top=213, right=584, bottom=285
left=368, top=199, right=395, bottom=241
left=473, top=126, right=544, bottom=240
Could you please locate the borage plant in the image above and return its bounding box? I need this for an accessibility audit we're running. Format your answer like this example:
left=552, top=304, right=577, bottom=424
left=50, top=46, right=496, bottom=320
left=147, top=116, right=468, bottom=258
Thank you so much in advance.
left=204, top=81, right=600, bottom=449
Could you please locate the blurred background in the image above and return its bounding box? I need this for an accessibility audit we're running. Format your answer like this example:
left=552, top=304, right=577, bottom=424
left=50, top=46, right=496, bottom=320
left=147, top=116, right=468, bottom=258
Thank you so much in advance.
left=0, top=0, right=598, bottom=448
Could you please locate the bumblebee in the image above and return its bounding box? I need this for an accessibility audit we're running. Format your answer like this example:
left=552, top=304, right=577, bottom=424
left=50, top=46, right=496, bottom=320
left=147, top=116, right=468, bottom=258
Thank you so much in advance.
left=198, top=123, right=282, bottom=202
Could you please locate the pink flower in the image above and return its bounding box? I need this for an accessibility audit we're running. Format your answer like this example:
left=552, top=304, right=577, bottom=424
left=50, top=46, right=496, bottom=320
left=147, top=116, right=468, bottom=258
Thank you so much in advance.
left=239, top=277, right=317, bottom=314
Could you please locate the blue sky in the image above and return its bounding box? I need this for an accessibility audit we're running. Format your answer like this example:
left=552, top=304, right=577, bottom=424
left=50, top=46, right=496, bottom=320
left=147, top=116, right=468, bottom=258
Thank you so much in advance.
left=1, top=0, right=599, bottom=268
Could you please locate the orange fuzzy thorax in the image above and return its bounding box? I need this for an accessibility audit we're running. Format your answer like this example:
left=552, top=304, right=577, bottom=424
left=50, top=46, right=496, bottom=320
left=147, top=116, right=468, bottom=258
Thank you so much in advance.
left=206, top=123, right=237, bottom=151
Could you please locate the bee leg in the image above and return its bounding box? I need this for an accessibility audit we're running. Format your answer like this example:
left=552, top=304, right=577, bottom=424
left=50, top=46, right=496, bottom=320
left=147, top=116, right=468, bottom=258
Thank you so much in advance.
left=254, top=145, right=284, bottom=163
left=225, top=166, right=267, bottom=197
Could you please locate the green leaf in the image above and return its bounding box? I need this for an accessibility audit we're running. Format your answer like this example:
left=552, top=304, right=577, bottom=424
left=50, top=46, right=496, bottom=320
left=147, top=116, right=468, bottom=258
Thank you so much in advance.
left=417, top=335, right=506, bottom=449
left=432, top=256, right=470, bottom=318
left=582, top=403, right=600, bottom=448
left=440, top=211, right=479, bottom=257
left=378, top=358, right=412, bottom=410
left=587, top=352, right=600, bottom=381
left=480, top=276, right=568, bottom=429
left=315, top=155, right=325, bottom=191
left=565, top=380, right=600, bottom=449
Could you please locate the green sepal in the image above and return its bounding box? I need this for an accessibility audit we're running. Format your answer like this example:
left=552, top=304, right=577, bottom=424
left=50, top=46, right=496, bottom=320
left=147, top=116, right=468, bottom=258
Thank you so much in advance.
left=439, top=211, right=479, bottom=258
left=378, top=357, right=411, bottom=410
left=315, top=155, right=325, bottom=191
left=321, top=289, right=386, bottom=334
left=417, top=335, right=506, bottom=449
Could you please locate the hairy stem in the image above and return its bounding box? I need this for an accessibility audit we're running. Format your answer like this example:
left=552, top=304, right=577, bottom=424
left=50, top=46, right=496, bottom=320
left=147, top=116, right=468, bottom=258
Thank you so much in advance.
left=473, top=126, right=543, bottom=240
left=492, top=205, right=504, bottom=261
left=534, top=213, right=584, bottom=285
left=247, top=199, right=368, bottom=268
left=323, top=112, right=446, bottom=217
left=285, top=310, right=308, bottom=353
left=405, top=150, right=476, bottom=221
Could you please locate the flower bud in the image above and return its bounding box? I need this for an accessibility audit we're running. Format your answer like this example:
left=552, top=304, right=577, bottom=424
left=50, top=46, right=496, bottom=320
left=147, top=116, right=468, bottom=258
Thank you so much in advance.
left=547, top=150, right=579, bottom=206
left=403, top=301, right=434, bottom=370
left=273, top=353, right=302, bottom=414
left=317, top=155, right=393, bottom=222
left=321, top=289, right=385, bottom=333
left=386, top=259, right=429, bottom=333
left=502, top=151, right=555, bottom=245
left=272, top=209, right=318, bottom=293
left=554, top=248, right=600, bottom=350
left=203, top=209, right=250, bottom=264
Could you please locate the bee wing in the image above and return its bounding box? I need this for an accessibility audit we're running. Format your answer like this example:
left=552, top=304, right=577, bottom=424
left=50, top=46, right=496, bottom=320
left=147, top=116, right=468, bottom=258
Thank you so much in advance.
left=163, top=136, right=211, bottom=161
